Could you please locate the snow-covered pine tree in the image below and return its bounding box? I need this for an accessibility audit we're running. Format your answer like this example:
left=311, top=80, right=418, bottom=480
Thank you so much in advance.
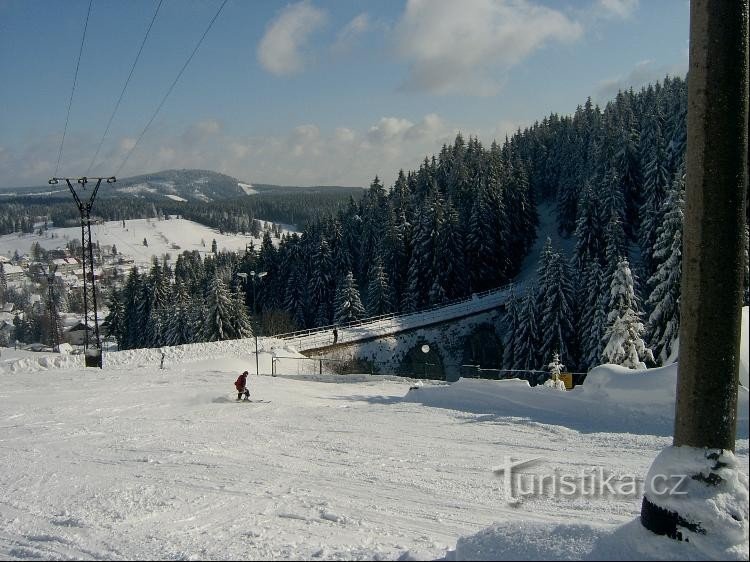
left=256, top=230, right=280, bottom=313
left=284, top=264, right=308, bottom=330
left=148, top=258, right=169, bottom=311
left=121, top=268, right=142, bottom=350
left=587, top=288, right=609, bottom=369
left=574, top=184, right=604, bottom=270
left=202, top=273, right=235, bottom=341
left=308, top=239, right=334, bottom=327
left=405, top=202, right=431, bottom=311
left=436, top=200, right=468, bottom=300
left=536, top=238, right=555, bottom=295
left=334, top=271, right=365, bottom=325
left=514, top=286, right=540, bottom=370
left=602, top=258, right=654, bottom=369
left=646, top=165, right=684, bottom=364
left=383, top=206, right=409, bottom=311
left=539, top=250, right=577, bottom=366
left=602, top=210, right=627, bottom=290
left=502, top=285, right=520, bottom=369
left=163, top=286, right=184, bottom=346
left=663, top=79, right=687, bottom=182
left=467, top=180, right=496, bottom=292
left=577, top=259, right=603, bottom=369
left=359, top=176, right=389, bottom=284
left=365, top=257, right=393, bottom=316
left=229, top=288, right=253, bottom=339
left=133, top=275, right=154, bottom=348
left=146, top=308, right=165, bottom=348
left=639, top=110, right=670, bottom=277
left=104, top=290, right=125, bottom=350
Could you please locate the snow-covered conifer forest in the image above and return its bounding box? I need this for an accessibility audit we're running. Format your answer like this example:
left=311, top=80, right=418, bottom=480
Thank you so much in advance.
left=91, top=76, right=714, bottom=373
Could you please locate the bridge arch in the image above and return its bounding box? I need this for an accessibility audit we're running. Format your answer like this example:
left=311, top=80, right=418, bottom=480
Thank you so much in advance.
left=462, top=323, right=504, bottom=369
left=398, top=341, right=445, bottom=380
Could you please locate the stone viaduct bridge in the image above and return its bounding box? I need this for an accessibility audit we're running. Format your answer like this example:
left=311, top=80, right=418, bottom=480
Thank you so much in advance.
left=275, top=286, right=513, bottom=382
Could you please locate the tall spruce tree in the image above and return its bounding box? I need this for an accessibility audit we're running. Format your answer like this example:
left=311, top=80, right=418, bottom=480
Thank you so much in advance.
left=334, top=271, right=365, bottom=325
left=514, top=286, right=540, bottom=370
left=104, top=290, right=125, bottom=350
left=639, top=109, right=670, bottom=277
left=365, top=257, right=393, bottom=317
left=646, top=166, right=684, bottom=364
left=502, top=285, right=520, bottom=369
left=574, top=184, right=604, bottom=270
left=538, top=250, right=577, bottom=366
left=202, top=274, right=235, bottom=341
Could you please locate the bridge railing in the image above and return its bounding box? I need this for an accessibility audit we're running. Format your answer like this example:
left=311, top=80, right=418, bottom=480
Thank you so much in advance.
left=273, top=282, right=514, bottom=348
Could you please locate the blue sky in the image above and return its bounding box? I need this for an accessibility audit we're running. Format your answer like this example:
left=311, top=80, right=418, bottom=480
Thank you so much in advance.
left=0, top=0, right=689, bottom=189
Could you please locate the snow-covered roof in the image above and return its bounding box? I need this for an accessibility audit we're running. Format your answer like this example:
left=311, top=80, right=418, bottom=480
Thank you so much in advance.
left=2, top=264, right=23, bottom=275
left=65, top=321, right=96, bottom=332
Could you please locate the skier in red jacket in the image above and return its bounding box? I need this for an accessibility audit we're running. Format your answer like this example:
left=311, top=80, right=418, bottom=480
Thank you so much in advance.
left=235, top=371, right=250, bottom=401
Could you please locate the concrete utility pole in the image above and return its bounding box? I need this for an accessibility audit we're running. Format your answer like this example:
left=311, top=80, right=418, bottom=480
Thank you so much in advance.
left=674, top=0, right=748, bottom=451
left=639, top=0, right=748, bottom=548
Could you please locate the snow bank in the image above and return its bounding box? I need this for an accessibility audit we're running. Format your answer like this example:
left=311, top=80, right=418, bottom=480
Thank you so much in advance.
left=448, top=520, right=615, bottom=561
left=450, top=517, right=736, bottom=561
left=92, top=337, right=292, bottom=374
left=404, top=363, right=749, bottom=437
left=0, top=350, right=83, bottom=374
left=451, top=446, right=749, bottom=561
left=640, top=446, right=748, bottom=559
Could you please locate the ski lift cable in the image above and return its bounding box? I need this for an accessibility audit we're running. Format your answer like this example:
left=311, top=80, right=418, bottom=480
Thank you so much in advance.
left=115, top=0, right=229, bottom=177
left=86, top=0, right=165, bottom=176
left=54, top=0, right=94, bottom=177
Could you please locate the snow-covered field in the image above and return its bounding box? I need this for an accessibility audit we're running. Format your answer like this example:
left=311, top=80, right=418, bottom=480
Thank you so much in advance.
left=0, top=217, right=292, bottom=267
left=0, top=341, right=747, bottom=560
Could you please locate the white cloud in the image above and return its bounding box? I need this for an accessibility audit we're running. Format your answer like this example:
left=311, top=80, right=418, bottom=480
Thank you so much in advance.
left=595, top=0, right=639, bottom=19
left=182, top=119, right=222, bottom=146
left=334, top=127, right=355, bottom=143
left=118, top=137, right=137, bottom=153
left=394, top=0, right=583, bottom=95
left=0, top=115, right=525, bottom=190
left=367, top=117, right=414, bottom=143
left=595, top=58, right=687, bottom=102
left=257, top=1, right=327, bottom=76
left=334, top=13, right=370, bottom=51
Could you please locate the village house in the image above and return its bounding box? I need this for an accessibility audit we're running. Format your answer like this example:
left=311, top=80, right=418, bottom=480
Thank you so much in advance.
left=1, top=263, right=25, bottom=282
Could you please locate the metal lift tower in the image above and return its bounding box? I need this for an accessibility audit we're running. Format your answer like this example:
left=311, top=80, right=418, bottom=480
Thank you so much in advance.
left=49, top=176, right=116, bottom=367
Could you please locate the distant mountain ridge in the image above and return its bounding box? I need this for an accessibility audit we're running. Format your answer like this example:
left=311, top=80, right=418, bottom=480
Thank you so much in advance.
left=0, top=169, right=364, bottom=202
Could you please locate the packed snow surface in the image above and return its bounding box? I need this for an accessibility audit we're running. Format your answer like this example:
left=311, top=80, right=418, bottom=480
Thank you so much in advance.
left=1, top=340, right=747, bottom=560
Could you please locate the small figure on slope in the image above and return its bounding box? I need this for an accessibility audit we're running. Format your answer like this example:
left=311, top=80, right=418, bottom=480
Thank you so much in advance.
left=235, top=370, right=250, bottom=401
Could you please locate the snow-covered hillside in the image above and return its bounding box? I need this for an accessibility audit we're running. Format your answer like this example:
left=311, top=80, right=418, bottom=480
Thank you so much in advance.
left=0, top=217, right=292, bottom=267
left=0, top=339, right=747, bottom=560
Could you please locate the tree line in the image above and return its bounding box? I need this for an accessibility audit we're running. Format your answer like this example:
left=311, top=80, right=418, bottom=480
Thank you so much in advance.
left=68, top=75, right=750, bottom=372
